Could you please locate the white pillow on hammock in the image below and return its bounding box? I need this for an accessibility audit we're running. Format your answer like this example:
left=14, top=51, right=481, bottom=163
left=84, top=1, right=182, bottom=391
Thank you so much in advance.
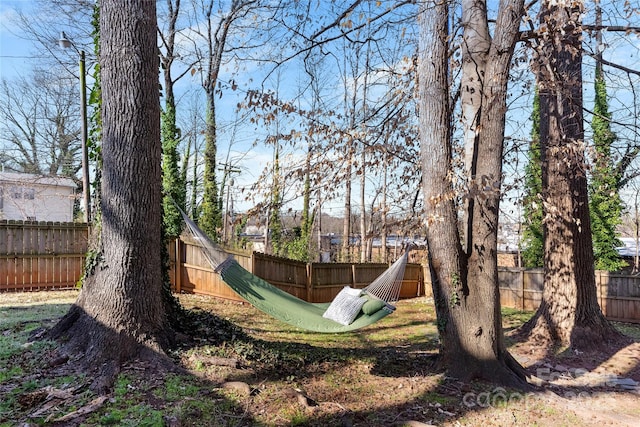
left=323, top=286, right=367, bottom=325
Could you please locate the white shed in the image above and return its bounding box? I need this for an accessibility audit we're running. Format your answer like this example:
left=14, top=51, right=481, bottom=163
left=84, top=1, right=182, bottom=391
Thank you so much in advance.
left=0, top=172, right=77, bottom=222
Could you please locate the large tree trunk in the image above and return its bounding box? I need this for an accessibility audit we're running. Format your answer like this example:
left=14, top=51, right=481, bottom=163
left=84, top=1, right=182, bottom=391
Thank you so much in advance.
left=419, top=0, right=528, bottom=387
left=521, top=0, right=619, bottom=348
left=48, top=0, right=173, bottom=393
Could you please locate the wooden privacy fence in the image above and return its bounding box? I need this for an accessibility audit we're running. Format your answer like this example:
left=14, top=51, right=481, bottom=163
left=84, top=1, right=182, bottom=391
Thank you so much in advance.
left=498, top=268, right=640, bottom=323
left=2, top=225, right=638, bottom=324
left=0, top=220, right=88, bottom=292
left=169, top=238, right=425, bottom=303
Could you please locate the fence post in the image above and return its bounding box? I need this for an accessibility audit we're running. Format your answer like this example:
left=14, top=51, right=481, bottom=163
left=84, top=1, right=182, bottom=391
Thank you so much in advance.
left=520, top=268, right=525, bottom=310
left=175, top=238, right=181, bottom=293
left=351, top=264, right=356, bottom=288
left=596, top=270, right=604, bottom=315
left=250, top=251, right=256, bottom=274
left=306, top=263, right=313, bottom=303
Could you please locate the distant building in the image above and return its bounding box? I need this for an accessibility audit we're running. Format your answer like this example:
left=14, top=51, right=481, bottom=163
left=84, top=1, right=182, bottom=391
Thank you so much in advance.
left=0, top=171, right=77, bottom=222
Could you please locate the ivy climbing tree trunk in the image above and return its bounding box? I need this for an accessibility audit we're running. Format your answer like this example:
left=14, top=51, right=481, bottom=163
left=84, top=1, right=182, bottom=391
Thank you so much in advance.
left=160, top=0, right=187, bottom=237
left=199, top=1, right=235, bottom=240
left=521, top=90, right=544, bottom=268
left=588, top=0, right=624, bottom=272
left=48, top=0, right=174, bottom=393
left=520, top=0, right=620, bottom=348
left=269, top=143, right=283, bottom=256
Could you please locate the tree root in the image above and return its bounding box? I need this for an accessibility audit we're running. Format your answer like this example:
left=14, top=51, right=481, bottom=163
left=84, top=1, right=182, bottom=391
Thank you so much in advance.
left=45, top=304, right=178, bottom=394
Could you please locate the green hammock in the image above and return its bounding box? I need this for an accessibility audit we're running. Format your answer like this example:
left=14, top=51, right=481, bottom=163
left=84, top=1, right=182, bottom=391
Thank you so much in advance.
left=179, top=208, right=408, bottom=333
left=219, top=260, right=396, bottom=333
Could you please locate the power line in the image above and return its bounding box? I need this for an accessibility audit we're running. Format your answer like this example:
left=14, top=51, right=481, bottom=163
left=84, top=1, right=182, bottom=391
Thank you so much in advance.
left=0, top=55, right=51, bottom=59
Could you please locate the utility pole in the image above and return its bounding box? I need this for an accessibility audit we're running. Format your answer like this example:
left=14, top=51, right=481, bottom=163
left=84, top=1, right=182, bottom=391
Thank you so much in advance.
left=59, top=32, right=91, bottom=222
left=218, top=162, right=240, bottom=244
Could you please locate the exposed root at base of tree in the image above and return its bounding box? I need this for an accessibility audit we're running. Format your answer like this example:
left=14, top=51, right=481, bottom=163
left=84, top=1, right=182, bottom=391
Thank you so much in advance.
left=86, top=348, right=182, bottom=394
left=510, top=307, right=634, bottom=389
left=440, top=351, right=535, bottom=392
left=43, top=304, right=181, bottom=394
left=513, top=308, right=631, bottom=354
left=504, top=350, right=536, bottom=388
left=37, top=301, right=262, bottom=395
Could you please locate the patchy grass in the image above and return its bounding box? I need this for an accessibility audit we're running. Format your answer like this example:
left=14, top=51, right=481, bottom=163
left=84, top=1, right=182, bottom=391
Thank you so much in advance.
left=0, top=291, right=639, bottom=426
left=614, top=321, right=640, bottom=340
left=501, top=307, right=535, bottom=327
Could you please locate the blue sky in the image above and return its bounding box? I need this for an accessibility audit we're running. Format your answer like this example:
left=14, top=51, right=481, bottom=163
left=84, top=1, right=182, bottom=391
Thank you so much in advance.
left=1, top=1, right=639, bottom=221
left=0, top=1, right=34, bottom=80
left=0, top=0, right=288, bottom=212
left=0, top=1, right=361, bottom=215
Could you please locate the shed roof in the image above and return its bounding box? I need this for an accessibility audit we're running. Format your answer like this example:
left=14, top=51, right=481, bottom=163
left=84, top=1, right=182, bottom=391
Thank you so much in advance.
left=0, top=171, right=77, bottom=189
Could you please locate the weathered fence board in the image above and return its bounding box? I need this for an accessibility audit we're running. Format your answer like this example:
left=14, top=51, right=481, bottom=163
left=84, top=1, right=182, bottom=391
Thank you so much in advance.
left=252, top=252, right=308, bottom=300
left=496, top=268, right=640, bottom=323
left=169, top=238, right=252, bottom=301
left=173, top=239, right=424, bottom=304
left=596, top=271, right=640, bottom=323
left=0, top=221, right=88, bottom=291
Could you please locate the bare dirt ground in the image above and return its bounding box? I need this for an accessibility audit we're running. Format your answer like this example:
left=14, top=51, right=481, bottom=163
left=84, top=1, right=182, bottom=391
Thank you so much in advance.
left=505, top=336, right=640, bottom=427
left=182, top=294, right=640, bottom=427
left=1, top=290, right=639, bottom=426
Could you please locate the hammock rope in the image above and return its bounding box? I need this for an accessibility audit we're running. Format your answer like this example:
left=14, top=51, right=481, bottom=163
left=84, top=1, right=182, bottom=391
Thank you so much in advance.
left=179, top=208, right=410, bottom=332
left=361, top=253, right=407, bottom=303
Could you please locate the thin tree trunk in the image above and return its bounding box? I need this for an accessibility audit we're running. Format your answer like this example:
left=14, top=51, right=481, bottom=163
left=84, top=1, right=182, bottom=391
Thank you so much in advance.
left=161, top=0, right=186, bottom=237
left=200, top=1, right=237, bottom=239
left=381, top=148, right=388, bottom=263
left=190, top=142, right=199, bottom=219
left=342, top=143, right=353, bottom=261
left=360, top=146, right=367, bottom=262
